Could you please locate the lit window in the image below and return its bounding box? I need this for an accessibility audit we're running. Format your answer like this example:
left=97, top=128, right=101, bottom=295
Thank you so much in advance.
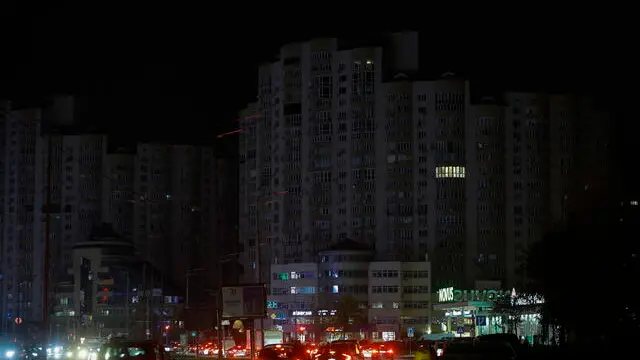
left=290, top=287, right=296, bottom=294
left=332, top=285, right=339, bottom=293
left=435, top=166, right=466, bottom=178
left=371, top=302, right=383, bottom=309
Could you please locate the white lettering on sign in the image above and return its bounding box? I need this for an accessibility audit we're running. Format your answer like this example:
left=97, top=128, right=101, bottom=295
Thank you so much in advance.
left=438, top=287, right=454, bottom=302
left=292, top=311, right=312, bottom=316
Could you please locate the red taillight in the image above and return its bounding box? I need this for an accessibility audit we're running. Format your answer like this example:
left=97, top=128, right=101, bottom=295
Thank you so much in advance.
left=342, top=354, right=351, bottom=360
left=387, top=350, right=393, bottom=354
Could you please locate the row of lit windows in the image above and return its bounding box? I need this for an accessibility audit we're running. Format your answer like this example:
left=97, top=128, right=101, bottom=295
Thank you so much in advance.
left=435, top=166, right=466, bottom=178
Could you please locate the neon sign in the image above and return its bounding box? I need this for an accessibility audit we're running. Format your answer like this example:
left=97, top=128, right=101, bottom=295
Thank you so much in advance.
left=438, top=287, right=510, bottom=302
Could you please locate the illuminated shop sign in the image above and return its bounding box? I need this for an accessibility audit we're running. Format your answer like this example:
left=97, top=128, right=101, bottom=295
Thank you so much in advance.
left=437, top=287, right=510, bottom=303
left=292, top=311, right=313, bottom=316
left=444, top=310, right=473, bottom=317
left=267, top=301, right=278, bottom=309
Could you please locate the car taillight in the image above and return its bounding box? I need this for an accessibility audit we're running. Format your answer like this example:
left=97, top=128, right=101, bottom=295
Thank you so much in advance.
left=387, top=350, right=393, bottom=354
left=342, top=354, right=351, bottom=360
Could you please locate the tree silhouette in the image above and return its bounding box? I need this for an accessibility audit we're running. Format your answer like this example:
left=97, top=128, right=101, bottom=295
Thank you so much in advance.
left=525, top=174, right=639, bottom=346
left=334, top=296, right=367, bottom=330
left=315, top=295, right=367, bottom=340
left=491, top=295, right=522, bottom=335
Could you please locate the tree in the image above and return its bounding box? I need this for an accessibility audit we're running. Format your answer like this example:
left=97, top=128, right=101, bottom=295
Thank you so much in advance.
left=316, top=295, right=367, bottom=340
left=334, top=296, right=367, bottom=330
left=525, top=171, right=637, bottom=346
left=491, top=295, right=522, bottom=335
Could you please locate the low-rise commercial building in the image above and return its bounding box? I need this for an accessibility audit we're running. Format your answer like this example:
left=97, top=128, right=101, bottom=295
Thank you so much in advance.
left=69, top=223, right=182, bottom=340
left=267, top=240, right=431, bottom=342
left=432, top=284, right=544, bottom=342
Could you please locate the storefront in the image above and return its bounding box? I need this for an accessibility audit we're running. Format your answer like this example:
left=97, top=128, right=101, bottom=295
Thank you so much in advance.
left=433, top=287, right=544, bottom=341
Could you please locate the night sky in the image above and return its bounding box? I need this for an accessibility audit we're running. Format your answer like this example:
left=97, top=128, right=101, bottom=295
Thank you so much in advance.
left=1, top=5, right=636, bottom=145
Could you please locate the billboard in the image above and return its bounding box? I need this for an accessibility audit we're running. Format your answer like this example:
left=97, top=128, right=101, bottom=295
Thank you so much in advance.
left=222, top=285, right=266, bottom=319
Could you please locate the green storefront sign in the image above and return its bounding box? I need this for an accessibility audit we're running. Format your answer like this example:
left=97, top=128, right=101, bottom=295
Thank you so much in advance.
left=437, top=287, right=510, bottom=303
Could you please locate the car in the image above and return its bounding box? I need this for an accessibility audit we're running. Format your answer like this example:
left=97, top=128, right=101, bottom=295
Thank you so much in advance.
left=258, top=344, right=307, bottom=360
left=0, top=341, right=19, bottom=360
left=440, top=340, right=516, bottom=360
left=315, top=341, right=364, bottom=360
left=226, top=345, right=248, bottom=358
left=97, top=340, right=167, bottom=360
left=22, top=344, right=46, bottom=360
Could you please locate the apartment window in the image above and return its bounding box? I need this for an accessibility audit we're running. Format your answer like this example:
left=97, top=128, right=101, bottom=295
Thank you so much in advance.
left=435, top=166, right=465, bottom=178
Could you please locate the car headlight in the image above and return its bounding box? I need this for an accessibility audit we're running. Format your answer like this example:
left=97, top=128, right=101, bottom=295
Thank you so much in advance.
left=5, top=351, right=15, bottom=358
left=78, top=349, right=88, bottom=358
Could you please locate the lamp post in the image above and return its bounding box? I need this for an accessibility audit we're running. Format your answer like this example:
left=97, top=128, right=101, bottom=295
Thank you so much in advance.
left=185, top=268, right=203, bottom=359
left=254, top=190, right=288, bottom=348
left=43, top=131, right=54, bottom=344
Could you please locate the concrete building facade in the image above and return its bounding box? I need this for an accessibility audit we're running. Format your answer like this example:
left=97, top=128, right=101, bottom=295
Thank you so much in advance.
left=239, top=32, right=593, bottom=291
left=267, top=241, right=432, bottom=341
left=1, top=98, right=235, bottom=335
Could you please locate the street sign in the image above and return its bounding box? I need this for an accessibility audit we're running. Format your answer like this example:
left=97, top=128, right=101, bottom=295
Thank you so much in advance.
left=407, top=327, right=414, bottom=338
left=222, top=285, right=266, bottom=319
left=456, top=326, right=465, bottom=334
left=475, top=316, right=487, bottom=326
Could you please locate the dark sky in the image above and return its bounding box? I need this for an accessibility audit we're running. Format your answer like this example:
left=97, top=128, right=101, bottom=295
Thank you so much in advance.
left=1, top=5, right=636, bottom=143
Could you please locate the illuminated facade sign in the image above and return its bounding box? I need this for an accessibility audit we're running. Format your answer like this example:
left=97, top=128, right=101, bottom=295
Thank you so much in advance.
left=437, top=287, right=510, bottom=303
left=438, top=287, right=454, bottom=302
left=291, top=311, right=313, bottom=316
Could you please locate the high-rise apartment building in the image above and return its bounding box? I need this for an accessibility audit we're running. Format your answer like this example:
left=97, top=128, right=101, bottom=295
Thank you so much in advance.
left=1, top=97, right=237, bottom=334
left=41, top=134, right=108, bottom=284
left=238, top=32, right=600, bottom=290
left=0, top=104, right=44, bottom=331
left=131, top=144, right=220, bottom=291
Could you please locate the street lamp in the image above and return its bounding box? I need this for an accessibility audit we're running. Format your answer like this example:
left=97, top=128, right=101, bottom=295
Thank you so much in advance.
left=164, top=325, right=171, bottom=345
left=255, top=190, right=289, bottom=284
left=254, top=190, right=289, bottom=348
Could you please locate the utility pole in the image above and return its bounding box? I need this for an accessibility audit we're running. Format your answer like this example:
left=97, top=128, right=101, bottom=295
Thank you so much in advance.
left=254, top=190, right=287, bottom=349
left=43, top=132, right=53, bottom=343
left=185, top=274, right=190, bottom=310
left=217, top=258, right=223, bottom=360
left=145, top=262, right=151, bottom=340
left=125, top=271, right=130, bottom=337
left=255, top=192, right=264, bottom=351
